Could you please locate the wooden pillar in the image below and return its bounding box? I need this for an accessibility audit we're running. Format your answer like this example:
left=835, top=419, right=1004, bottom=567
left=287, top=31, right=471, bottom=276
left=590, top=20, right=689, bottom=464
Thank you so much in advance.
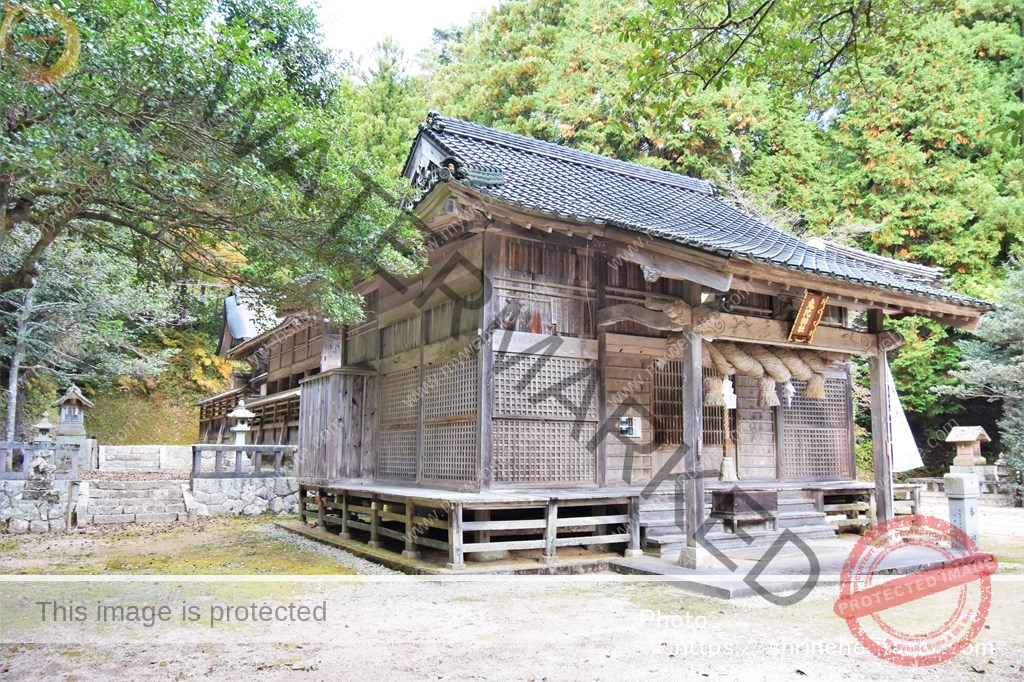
left=541, top=499, right=559, bottom=564
left=868, top=309, right=893, bottom=525
left=677, top=283, right=713, bottom=569
left=339, top=490, right=350, bottom=539
left=478, top=230, right=498, bottom=490
left=369, top=494, right=382, bottom=548
left=595, top=253, right=608, bottom=487
left=402, top=500, right=420, bottom=559
left=316, top=487, right=325, bottom=530
left=625, top=497, right=642, bottom=557
left=297, top=484, right=306, bottom=524
left=447, top=502, right=465, bottom=570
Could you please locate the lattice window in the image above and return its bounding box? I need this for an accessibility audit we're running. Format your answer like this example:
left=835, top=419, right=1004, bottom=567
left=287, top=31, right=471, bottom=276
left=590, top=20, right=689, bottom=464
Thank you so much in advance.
left=653, top=364, right=744, bottom=447
left=377, top=425, right=417, bottom=480
left=492, top=419, right=597, bottom=484
left=424, top=355, right=478, bottom=420
left=781, top=377, right=853, bottom=480
left=652, top=360, right=684, bottom=446
left=494, top=355, right=597, bottom=421
left=422, top=420, right=477, bottom=481
left=380, top=368, right=420, bottom=424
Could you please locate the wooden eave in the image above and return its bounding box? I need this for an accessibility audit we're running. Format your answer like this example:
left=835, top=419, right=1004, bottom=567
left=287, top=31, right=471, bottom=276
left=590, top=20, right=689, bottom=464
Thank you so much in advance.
left=435, top=184, right=991, bottom=332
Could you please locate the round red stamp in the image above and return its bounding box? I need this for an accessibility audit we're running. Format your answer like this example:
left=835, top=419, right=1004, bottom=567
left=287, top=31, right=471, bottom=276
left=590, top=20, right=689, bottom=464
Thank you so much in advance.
left=832, top=514, right=998, bottom=666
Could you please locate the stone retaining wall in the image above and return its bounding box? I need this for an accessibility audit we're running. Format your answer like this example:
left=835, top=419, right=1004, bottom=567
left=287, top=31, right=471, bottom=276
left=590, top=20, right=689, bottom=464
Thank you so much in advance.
left=99, top=445, right=193, bottom=470
left=191, top=477, right=299, bottom=516
left=0, top=480, right=72, bottom=533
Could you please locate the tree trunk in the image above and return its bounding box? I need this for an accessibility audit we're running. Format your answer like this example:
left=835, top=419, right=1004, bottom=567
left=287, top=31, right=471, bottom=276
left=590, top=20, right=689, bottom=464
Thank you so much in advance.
left=5, top=287, right=34, bottom=443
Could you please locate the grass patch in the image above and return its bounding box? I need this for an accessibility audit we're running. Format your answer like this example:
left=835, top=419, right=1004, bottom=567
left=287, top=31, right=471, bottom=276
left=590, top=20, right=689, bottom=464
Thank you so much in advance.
left=85, top=392, right=200, bottom=445
left=0, top=517, right=357, bottom=575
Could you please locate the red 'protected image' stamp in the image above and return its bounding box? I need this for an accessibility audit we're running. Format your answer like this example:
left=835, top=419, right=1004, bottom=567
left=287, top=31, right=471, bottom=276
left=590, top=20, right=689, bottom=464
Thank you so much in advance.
left=833, top=515, right=998, bottom=666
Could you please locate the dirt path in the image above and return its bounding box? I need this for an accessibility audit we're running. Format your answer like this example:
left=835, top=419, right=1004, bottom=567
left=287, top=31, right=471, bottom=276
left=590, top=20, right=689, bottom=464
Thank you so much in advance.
left=0, top=511, right=1020, bottom=681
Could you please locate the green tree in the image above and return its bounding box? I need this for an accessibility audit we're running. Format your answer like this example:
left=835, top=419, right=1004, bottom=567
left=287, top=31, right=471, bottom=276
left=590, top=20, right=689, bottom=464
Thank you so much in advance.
left=425, top=0, right=1024, bottom=438
left=624, top=0, right=948, bottom=103
left=348, top=38, right=425, bottom=174
left=1, top=0, right=417, bottom=321
left=940, top=260, right=1024, bottom=485
left=0, top=236, right=178, bottom=440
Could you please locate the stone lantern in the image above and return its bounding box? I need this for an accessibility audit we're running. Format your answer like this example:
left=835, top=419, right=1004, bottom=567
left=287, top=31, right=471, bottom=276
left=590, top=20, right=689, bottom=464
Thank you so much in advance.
left=228, top=399, right=255, bottom=447
left=947, top=426, right=997, bottom=481
left=947, top=426, right=990, bottom=466
left=227, top=400, right=255, bottom=472
left=33, top=411, right=55, bottom=444
left=24, top=411, right=58, bottom=503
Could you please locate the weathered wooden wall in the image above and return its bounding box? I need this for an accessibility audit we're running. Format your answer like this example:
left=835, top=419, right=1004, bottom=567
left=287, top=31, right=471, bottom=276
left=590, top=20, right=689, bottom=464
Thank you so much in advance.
left=734, top=374, right=776, bottom=480
left=267, top=323, right=325, bottom=392
left=297, top=369, right=376, bottom=481
left=298, top=224, right=860, bottom=490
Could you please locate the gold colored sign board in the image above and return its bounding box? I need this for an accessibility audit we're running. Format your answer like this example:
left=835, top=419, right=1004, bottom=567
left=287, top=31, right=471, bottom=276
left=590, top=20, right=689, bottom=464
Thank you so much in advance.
left=788, top=291, right=830, bottom=344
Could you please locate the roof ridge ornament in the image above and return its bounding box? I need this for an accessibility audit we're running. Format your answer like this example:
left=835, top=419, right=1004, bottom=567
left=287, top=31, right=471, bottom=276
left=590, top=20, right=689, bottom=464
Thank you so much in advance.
left=426, top=110, right=445, bottom=132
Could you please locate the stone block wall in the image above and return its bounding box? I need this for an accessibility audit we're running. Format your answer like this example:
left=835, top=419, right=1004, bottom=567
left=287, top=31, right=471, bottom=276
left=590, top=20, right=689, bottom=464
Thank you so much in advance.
left=191, top=477, right=299, bottom=516
left=0, top=480, right=71, bottom=533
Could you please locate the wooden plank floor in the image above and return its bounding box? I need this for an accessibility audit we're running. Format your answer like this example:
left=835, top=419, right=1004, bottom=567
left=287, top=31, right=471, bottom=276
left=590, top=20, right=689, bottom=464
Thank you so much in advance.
left=298, top=479, right=871, bottom=504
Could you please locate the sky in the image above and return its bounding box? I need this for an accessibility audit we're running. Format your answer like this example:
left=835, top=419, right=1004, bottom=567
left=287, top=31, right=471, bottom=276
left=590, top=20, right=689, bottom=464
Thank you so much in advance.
left=312, top=0, right=499, bottom=66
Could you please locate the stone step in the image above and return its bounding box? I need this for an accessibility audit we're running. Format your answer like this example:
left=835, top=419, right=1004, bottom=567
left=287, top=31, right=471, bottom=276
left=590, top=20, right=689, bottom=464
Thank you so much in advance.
left=89, top=491, right=184, bottom=503
left=87, top=512, right=184, bottom=525
left=134, top=512, right=183, bottom=524
left=644, top=526, right=838, bottom=557
left=88, top=504, right=186, bottom=515
left=89, top=513, right=137, bottom=524
left=89, top=480, right=188, bottom=490
left=104, top=451, right=162, bottom=461
left=101, top=462, right=162, bottom=470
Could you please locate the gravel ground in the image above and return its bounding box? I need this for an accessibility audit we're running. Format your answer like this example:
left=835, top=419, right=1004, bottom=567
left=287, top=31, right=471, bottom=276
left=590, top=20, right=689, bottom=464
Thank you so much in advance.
left=0, top=497, right=1021, bottom=680
left=260, top=524, right=398, bottom=575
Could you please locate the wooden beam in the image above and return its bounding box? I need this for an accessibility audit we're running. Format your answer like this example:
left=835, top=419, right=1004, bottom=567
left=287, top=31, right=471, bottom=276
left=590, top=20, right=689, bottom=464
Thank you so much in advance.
left=727, top=260, right=989, bottom=330
left=598, top=303, right=686, bottom=331
left=868, top=309, right=893, bottom=525
left=491, top=330, right=598, bottom=359
left=709, top=313, right=879, bottom=355
left=626, top=249, right=733, bottom=293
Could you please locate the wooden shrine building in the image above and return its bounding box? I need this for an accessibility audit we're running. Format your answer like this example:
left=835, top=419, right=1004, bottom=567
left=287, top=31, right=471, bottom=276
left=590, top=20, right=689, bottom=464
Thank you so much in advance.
left=199, top=288, right=342, bottom=446
left=286, top=113, right=994, bottom=568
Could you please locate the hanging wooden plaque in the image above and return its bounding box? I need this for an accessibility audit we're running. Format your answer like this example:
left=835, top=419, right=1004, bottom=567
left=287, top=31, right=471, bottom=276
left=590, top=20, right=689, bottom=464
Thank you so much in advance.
left=788, top=291, right=830, bottom=344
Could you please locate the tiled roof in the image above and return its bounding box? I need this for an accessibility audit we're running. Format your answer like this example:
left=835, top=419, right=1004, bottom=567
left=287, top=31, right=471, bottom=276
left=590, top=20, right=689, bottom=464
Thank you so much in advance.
left=414, top=114, right=993, bottom=309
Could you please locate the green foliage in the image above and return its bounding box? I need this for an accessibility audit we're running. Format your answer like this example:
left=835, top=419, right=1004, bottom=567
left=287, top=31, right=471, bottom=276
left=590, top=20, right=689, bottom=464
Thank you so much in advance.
left=0, top=236, right=179, bottom=382
left=347, top=38, right=426, bottom=175
left=85, top=330, right=235, bottom=445
left=424, top=0, right=1024, bottom=436
left=940, top=260, right=1024, bottom=484
left=1, top=0, right=417, bottom=321
left=624, top=0, right=949, bottom=104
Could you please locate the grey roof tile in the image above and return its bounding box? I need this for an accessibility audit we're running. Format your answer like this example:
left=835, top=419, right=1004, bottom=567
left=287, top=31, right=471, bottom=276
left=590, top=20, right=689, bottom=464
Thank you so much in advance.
left=417, top=115, right=993, bottom=309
